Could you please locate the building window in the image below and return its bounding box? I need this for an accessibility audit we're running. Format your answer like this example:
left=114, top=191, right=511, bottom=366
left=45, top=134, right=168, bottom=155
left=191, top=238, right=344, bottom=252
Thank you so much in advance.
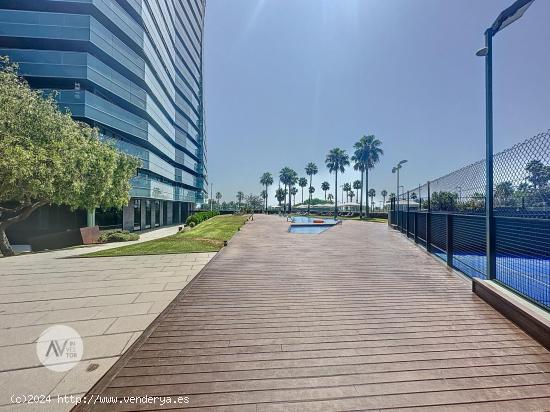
left=145, top=200, right=152, bottom=229
left=155, top=201, right=160, bottom=227
left=133, top=199, right=141, bottom=231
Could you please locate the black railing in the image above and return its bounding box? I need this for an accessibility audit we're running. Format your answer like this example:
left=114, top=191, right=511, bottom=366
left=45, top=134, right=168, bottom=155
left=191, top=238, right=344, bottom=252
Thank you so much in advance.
left=389, top=131, right=550, bottom=311
left=390, top=209, right=550, bottom=310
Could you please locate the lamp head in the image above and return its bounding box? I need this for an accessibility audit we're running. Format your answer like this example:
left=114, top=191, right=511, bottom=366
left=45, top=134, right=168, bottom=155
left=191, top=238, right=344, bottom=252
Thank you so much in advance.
left=476, top=47, right=489, bottom=57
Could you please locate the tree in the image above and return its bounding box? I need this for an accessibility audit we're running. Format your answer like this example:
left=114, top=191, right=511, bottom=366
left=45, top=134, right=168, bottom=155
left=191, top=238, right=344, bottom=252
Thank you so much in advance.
left=353, top=135, right=383, bottom=218
left=353, top=180, right=361, bottom=205
left=327, top=193, right=334, bottom=203
left=309, top=186, right=315, bottom=199
left=495, top=181, right=514, bottom=207
left=259, top=172, right=273, bottom=213
left=0, top=57, right=140, bottom=256
left=526, top=160, right=550, bottom=189
left=290, top=187, right=298, bottom=206
left=368, top=189, right=376, bottom=211
left=325, top=148, right=350, bottom=218
left=275, top=188, right=286, bottom=209
left=305, top=162, right=318, bottom=215
left=215, top=192, right=222, bottom=208
left=260, top=190, right=268, bottom=211
left=279, top=167, right=297, bottom=214
left=352, top=150, right=366, bottom=218
left=298, top=177, right=308, bottom=204
left=244, top=193, right=263, bottom=212
left=343, top=183, right=351, bottom=202
left=236, top=191, right=244, bottom=209
left=431, top=191, right=458, bottom=211
left=381, top=190, right=388, bottom=210
left=349, top=190, right=355, bottom=203
left=321, top=181, right=330, bottom=200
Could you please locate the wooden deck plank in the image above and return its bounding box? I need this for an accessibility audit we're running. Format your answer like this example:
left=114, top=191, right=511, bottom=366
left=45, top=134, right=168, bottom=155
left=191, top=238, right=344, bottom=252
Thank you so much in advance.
left=77, top=215, right=550, bottom=411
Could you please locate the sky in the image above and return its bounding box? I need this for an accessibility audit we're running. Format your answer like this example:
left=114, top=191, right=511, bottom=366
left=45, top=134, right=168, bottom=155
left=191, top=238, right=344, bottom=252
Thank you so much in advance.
left=203, top=0, right=550, bottom=206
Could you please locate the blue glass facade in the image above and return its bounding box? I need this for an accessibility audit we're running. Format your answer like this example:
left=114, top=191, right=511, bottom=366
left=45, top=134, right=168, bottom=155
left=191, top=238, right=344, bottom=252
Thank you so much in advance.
left=0, top=0, right=207, bottom=229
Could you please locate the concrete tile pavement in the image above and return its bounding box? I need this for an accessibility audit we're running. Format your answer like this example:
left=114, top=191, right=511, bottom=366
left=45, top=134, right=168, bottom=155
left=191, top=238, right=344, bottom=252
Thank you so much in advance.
left=0, top=232, right=216, bottom=411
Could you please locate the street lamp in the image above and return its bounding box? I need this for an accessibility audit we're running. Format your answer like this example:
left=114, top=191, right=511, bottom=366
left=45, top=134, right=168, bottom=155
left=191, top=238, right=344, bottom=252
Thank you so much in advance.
left=476, top=0, right=534, bottom=280
left=392, top=160, right=408, bottom=226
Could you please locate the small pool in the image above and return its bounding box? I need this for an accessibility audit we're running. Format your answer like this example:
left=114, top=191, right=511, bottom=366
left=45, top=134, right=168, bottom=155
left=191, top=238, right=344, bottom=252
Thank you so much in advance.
left=288, top=216, right=339, bottom=234
left=291, top=216, right=338, bottom=224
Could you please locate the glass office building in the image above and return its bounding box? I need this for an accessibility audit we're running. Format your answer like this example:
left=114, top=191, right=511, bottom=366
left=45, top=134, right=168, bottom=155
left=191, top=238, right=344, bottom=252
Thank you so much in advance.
left=0, top=0, right=207, bottom=235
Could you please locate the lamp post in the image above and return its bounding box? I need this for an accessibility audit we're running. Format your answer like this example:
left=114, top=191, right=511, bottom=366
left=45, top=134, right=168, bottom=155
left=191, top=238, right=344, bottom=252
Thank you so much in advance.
left=476, top=0, right=534, bottom=280
left=392, top=160, right=408, bottom=227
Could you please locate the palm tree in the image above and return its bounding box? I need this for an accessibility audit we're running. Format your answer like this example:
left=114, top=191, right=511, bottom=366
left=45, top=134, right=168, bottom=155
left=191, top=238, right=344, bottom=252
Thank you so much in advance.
left=343, top=183, right=351, bottom=202
left=353, top=135, right=383, bottom=218
left=309, top=185, right=315, bottom=201
left=298, top=177, right=308, bottom=203
left=325, top=148, right=350, bottom=218
left=275, top=187, right=286, bottom=210
left=349, top=190, right=355, bottom=203
left=321, top=181, right=330, bottom=200
left=381, top=189, right=388, bottom=210
left=260, top=190, right=268, bottom=211
left=279, top=167, right=297, bottom=213
left=327, top=193, right=334, bottom=203
left=260, top=172, right=273, bottom=212
left=368, top=188, right=376, bottom=212
left=353, top=180, right=361, bottom=209
left=236, top=191, right=244, bottom=210
left=305, top=162, right=318, bottom=215
left=215, top=192, right=222, bottom=208
left=352, top=147, right=366, bottom=219
left=290, top=186, right=298, bottom=206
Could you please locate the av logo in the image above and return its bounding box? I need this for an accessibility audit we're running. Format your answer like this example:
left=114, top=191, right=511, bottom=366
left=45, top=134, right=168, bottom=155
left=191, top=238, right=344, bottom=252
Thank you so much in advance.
left=36, top=325, right=83, bottom=372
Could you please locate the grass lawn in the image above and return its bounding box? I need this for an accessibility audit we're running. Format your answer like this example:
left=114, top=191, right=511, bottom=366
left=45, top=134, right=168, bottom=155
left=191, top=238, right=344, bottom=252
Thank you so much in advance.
left=83, top=214, right=250, bottom=257
left=292, top=214, right=387, bottom=224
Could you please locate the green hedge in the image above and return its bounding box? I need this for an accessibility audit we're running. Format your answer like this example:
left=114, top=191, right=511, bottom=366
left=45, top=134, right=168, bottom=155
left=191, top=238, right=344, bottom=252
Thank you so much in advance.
left=185, top=211, right=219, bottom=227
left=98, top=230, right=140, bottom=243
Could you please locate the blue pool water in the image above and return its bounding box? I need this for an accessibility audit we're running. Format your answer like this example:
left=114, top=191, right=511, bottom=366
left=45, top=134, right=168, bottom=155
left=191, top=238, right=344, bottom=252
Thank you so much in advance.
left=289, top=217, right=338, bottom=234
left=291, top=217, right=338, bottom=224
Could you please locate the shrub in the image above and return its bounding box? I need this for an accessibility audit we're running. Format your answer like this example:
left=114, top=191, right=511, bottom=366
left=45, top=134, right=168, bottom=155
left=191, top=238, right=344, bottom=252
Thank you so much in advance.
left=99, top=229, right=139, bottom=243
left=185, top=211, right=219, bottom=227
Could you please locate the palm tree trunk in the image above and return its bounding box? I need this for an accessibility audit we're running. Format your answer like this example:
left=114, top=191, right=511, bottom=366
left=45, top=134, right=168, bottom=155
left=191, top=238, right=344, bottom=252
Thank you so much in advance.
left=359, top=170, right=364, bottom=219
left=365, top=169, right=370, bottom=218
left=265, top=184, right=268, bottom=213
left=288, top=185, right=292, bottom=214
left=334, top=172, right=338, bottom=219
left=307, top=175, right=312, bottom=215
left=301, top=187, right=304, bottom=204
left=324, top=190, right=327, bottom=200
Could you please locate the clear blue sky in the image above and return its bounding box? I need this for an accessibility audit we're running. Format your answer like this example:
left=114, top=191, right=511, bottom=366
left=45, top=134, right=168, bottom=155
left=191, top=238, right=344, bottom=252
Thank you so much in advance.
left=203, top=0, right=550, bottom=206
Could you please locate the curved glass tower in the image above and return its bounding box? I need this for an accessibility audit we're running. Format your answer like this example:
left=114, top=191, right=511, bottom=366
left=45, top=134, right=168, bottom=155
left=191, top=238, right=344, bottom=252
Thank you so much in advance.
left=0, top=0, right=207, bottom=232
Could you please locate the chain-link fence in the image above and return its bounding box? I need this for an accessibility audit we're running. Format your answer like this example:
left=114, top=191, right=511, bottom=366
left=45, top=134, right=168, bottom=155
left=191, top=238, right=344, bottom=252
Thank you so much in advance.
left=390, top=130, right=550, bottom=310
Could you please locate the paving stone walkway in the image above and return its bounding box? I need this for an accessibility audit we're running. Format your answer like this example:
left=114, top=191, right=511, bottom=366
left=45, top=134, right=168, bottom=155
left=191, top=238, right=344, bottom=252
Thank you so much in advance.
left=0, top=227, right=214, bottom=411
left=78, top=214, right=550, bottom=411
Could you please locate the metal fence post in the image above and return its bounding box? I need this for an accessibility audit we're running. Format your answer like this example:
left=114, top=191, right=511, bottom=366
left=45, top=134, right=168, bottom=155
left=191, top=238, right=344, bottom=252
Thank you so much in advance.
left=446, top=213, right=453, bottom=267
left=426, top=181, right=431, bottom=252
left=414, top=211, right=418, bottom=243
left=406, top=191, right=410, bottom=236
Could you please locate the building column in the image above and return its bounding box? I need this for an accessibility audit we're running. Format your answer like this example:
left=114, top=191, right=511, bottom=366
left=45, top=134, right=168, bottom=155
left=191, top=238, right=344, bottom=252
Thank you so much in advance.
left=166, top=201, right=173, bottom=225
left=122, top=200, right=134, bottom=231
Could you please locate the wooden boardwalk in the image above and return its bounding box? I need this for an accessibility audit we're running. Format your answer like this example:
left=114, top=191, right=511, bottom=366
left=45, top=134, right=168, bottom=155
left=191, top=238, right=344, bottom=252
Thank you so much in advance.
left=80, top=214, right=550, bottom=411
